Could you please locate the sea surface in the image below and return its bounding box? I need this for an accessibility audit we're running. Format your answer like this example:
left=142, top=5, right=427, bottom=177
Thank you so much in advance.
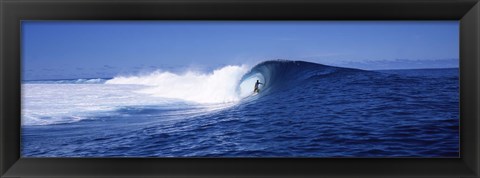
left=21, top=60, right=459, bottom=157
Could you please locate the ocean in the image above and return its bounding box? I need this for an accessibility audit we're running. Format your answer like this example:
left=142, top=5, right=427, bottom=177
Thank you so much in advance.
left=21, top=60, right=459, bottom=157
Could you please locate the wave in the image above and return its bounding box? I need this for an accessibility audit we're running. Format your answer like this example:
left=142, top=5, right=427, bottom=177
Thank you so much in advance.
left=24, top=78, right=107, bottom=84
left=22, top=60, right=364, bottom=125
left=237, top=60, right=352, bottom=96
left=105, top=60, right=361, bottom=104
left=106, top=65, right=249, bottom=103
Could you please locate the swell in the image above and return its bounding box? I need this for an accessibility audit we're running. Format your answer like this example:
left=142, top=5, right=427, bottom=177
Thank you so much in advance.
left=238, top=60, right=365, bottom=96
left=22, top=60, right=369, bottom=126
left=23, top=78, right=108, bottom=84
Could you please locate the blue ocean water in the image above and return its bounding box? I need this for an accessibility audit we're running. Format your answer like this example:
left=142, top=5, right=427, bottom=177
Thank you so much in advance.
left=21, top=60, right=459, bottom=157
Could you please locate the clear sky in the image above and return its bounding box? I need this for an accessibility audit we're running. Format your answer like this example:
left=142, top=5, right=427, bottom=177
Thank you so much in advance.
left=22, top=21, right=459, bottom=80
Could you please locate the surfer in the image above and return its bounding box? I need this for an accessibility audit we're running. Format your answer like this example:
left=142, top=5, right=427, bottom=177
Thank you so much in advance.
left=254, top=80, right=263, bottom=93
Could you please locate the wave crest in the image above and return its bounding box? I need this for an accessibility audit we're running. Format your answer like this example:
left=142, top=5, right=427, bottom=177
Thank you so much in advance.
left=238, top=60, right=340, bottom=95
left=106, top=65, right=249, bottom=104
left=105, top=60, right=357, bottom=104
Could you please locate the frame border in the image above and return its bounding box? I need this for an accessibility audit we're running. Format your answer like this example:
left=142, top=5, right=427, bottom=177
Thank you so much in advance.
left=1, top=0, right=479, bottom=177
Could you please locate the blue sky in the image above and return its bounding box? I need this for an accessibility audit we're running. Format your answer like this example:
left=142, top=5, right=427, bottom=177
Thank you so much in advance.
left=22, top=21, right=459, bottom=80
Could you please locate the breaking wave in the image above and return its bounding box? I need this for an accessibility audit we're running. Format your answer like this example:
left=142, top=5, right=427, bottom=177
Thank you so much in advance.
left=105, top=60, right=359, bottom=104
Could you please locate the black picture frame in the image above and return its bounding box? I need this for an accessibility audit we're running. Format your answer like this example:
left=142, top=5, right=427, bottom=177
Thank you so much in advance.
left=1, top=0, right=479, bottom=177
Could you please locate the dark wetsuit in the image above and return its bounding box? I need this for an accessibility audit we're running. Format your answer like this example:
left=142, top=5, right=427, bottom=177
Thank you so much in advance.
left=254, top=81, right=263, bottom=93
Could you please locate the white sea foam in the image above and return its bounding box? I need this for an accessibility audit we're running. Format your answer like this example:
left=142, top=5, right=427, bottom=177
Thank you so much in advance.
left=22, top=65, right=266, bottom=126
left=21, top=84, right=178, bottom=126
left=106, top=65, right=253, bottom=104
